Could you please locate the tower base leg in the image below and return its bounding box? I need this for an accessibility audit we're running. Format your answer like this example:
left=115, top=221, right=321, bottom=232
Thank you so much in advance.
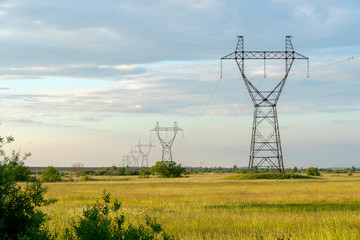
left=248, top=105, right=285, bottom=173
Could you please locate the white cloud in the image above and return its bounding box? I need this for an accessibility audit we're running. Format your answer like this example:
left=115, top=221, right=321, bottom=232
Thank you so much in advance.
left=98, top=64, right=138, bottom=71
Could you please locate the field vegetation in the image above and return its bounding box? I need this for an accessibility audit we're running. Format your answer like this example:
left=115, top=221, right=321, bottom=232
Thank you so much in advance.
left=38, top=172, right=360, bottom=239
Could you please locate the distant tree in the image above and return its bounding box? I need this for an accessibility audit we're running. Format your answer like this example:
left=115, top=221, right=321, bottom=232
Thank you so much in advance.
left=124, top=168, right=132, bottom=176
left=41, top=166, right=62, bottom=182
left=151, top=160, right=185, bottom=178
left=139, top=167, right=151, bottom=178
left=109, top=165, right=117, bottom=177
left=72, top=162, right=84, bottom=178
left=350, top=166, right=356, bottom=172
left=290, top=167, right=298, bottom=174
left=306, top=167, right=320, bottom=176
left=116, top=167, right=125, bottom=175
left=101, top=167, right=110, bottom=175
left=81, top=169, right=94, bottom=176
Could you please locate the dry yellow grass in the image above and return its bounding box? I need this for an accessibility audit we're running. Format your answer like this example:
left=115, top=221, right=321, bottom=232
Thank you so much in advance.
left=41, top=173, right=360, bottom=239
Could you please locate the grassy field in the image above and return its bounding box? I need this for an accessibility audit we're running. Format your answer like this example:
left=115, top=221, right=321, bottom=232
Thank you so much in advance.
left=40, top=173, right=360, bottom=239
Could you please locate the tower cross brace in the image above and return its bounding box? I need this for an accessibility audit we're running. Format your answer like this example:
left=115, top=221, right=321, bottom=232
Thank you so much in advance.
left=221, top=36, right=308, bottom=173
left=151, top=122, right=183, bottom=162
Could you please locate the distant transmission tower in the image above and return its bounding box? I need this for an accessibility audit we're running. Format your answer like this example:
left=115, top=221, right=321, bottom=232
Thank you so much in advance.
left=122, top=155, right=132, bottom=167
left=136, top=141, right=154, bottom=167
left=151, top=122, right=183, bottom=161
left=130, top=148, right=141, bottom=167
left=221, top=36, right=308, bottom=173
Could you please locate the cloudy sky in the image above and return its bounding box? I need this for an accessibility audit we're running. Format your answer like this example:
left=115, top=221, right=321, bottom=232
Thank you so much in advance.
left=0, top=0, right=359, bottom=168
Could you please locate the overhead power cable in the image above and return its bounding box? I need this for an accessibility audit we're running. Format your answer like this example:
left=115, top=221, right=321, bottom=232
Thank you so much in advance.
left=178, top=53, right=360, bottom=153
left=177, top=74, right=223, bottom=148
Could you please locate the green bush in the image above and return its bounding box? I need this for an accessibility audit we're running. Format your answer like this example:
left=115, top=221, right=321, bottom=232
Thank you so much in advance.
left=64, top=190, right=174, bottom=240
left=0, top=174, right=54, bottom=239
left=0, top=134, right=55, bottom=239
left=124, top=168, right=132, bottom=176
left=0, top=135, right=32, bottom=182
left=151, top=161, right=185, bottom=178
left=290, top=167, right=298, bottom=174
left=139, top=167, right=151, bottom=178
left=40, top=166, right=62, bottom=182
left=3, top=150, right=33, bottom=182
left=80, top=175, right=94, bottom=181
left=306, top=167, right=320, bottom=176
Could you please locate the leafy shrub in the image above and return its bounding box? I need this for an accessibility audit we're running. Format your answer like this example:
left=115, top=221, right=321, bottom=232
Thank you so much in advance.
left=40, top=166, right=62, bottom=182
left=151, top=161, right=185, bottom=178
left=95, top=167, right=138, bottom=176
left=0, top=134, right=55, bottom=239
left=3, top=150, right=33, bottom=182
left=0, top=175, right=54, bottom=239
left=290, top=167, right=298, bottom=174
left=306, top=167, right=320, bottom=176
left=124, top=168, right=132, bottom=176
left=139, top=167, right=151, bottom=178
left=64, top=190, right=174, bottom=240
left=80, top=175, right=94, bottom=181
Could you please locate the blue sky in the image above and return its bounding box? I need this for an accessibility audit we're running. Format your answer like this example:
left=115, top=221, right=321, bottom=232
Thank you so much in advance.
left=0, top=0, right=359, bottom=168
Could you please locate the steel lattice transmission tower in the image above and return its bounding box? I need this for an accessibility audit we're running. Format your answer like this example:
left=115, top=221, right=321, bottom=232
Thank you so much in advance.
left=122, top=155, right=132, bottom=167
left=221, top=36, right=308, bottom=173
left=130, top=148, right=141, bottom=167
left=135, top=141, right=154, bottom=167
left=151, top=122, right=183, bottom=161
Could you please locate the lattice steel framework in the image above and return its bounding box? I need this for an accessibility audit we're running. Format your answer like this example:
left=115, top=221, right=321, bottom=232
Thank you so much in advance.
left=122, top=155, right=132, bottom=167
left=151, top=122, right=183, bottom=161
left=136, top=141, right=154, bottom=167
left=130, top=148, right=141, bottom=167
left=221, top=36, right=308, bottom=173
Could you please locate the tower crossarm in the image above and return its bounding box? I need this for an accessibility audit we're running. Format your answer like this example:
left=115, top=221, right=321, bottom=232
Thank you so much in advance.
left=150, top=125, right=183, bottom=132
left=221, top=36, right=309, bottom=79
left=150, top=122, right=183, bottom=146
left=221, top=36, right=309, bottom=106
left=136, top=141, right=154, bottom=156
left=221, top=50, right=308, bottom=60
left=130, top=148, right=141, bottom=160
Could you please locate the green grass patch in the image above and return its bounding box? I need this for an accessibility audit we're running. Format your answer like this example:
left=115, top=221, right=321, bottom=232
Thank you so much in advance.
left=226, top=173, right=316, bottom=180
